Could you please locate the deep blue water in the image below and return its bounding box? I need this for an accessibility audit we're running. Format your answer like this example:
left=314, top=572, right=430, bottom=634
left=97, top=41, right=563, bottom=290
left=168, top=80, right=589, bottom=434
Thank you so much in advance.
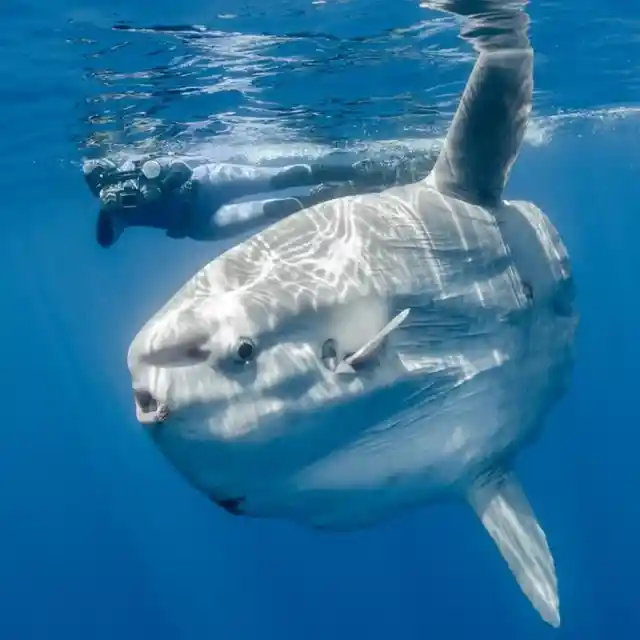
left=2, top=0, right=640, bottom=638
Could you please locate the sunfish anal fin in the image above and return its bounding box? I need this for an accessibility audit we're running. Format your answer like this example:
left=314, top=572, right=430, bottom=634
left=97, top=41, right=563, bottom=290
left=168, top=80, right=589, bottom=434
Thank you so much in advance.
left=467, top=467, right=560, bottom=627
left=335, top=308, right=410, bottom=375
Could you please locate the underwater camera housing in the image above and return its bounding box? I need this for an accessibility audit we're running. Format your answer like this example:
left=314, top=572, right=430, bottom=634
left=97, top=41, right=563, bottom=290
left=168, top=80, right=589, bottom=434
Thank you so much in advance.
left=83, top=158, right=193, bottom=213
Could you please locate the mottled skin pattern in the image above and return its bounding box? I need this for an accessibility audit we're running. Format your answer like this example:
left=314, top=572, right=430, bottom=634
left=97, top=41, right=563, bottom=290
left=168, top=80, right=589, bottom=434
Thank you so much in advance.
left=127, top=0, right=577, bottom=626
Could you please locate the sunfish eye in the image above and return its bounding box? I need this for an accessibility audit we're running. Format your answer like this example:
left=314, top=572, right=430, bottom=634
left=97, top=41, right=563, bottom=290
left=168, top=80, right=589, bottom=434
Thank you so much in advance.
left=233, top=337, right=256, bottom=364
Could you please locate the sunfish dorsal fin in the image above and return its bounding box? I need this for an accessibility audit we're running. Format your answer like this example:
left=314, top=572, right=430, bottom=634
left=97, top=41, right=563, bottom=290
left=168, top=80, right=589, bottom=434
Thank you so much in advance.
left=429, top=9, right=533, bottom=206
left=467, top=467, right=560, bottom=627
left=335, top=308, right=410, bottom=375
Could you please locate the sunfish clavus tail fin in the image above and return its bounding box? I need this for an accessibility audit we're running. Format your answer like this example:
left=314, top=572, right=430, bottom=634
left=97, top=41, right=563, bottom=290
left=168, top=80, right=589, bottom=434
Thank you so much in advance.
left=467, top=468, right=560, bottom=627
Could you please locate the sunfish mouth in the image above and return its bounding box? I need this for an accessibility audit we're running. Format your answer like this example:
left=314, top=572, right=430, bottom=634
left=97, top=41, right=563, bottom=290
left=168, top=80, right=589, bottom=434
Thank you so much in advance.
left=133, top=388, right=170, bottom=426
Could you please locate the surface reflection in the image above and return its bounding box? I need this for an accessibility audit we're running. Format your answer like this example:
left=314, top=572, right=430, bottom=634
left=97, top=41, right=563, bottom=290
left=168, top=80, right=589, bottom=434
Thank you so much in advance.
left=72, top=5, right=467, bottom=157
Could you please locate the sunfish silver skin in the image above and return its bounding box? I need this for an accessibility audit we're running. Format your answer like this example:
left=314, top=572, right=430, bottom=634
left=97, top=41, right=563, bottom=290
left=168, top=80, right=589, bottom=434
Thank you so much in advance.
left=127, top=2, right=576, bottom=628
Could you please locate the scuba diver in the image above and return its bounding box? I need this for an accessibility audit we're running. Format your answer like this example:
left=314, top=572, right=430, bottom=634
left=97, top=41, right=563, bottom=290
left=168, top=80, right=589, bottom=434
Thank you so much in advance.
left=82, top=151, right=438, bottom=248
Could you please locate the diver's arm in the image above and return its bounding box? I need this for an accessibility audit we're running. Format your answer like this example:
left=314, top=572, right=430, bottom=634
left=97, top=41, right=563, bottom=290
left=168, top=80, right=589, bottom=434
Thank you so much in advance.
left=191, top=163, right=307, bottom=200
left=205, top=197, right=307, bottom=239
left=193, top=161, right=366, bottom=199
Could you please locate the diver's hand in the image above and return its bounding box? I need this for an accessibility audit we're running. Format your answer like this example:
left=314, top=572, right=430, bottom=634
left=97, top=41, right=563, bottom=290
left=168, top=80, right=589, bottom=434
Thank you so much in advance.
left=96, top=210, right=125, bottom=248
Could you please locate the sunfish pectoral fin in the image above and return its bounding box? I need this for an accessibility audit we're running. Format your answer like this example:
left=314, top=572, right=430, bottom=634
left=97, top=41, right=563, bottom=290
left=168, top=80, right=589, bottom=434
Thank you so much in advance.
left=467, top=467, right=560, bottom=627
left=429, top=8, right=532, bottom=206
left=335, top=308, right=411, bottom=376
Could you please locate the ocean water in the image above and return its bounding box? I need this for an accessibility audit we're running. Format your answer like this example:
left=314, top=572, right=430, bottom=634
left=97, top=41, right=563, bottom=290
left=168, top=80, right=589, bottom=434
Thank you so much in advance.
left=2, top=0, right=640, bottom=638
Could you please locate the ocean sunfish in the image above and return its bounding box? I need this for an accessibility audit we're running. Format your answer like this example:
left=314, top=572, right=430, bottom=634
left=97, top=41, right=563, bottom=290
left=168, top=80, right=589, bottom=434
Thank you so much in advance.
left=127, top=2, right=577, bottom=627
